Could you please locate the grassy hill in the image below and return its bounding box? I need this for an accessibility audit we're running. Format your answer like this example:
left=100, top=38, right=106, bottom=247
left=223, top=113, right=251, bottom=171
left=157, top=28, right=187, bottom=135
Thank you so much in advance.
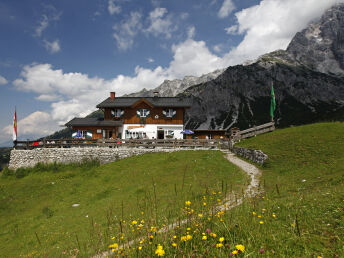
left=1, top=122, right=343, bottom=257
left=230, top=122, right=344, bottom=257
left=0, top=150, right=247, bottom=257
left=97, top=122, right=342, bottom=257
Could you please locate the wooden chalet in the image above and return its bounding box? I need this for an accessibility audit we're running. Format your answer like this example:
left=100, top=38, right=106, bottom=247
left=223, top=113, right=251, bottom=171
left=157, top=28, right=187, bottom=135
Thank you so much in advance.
left=65, top=92, right=191, bottom=140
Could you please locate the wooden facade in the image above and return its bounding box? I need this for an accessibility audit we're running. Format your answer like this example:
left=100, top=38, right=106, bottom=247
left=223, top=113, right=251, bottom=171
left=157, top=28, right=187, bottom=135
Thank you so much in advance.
left=104, top=102, right=184, bottom=125
left=66, top=94, right=190, bottom=140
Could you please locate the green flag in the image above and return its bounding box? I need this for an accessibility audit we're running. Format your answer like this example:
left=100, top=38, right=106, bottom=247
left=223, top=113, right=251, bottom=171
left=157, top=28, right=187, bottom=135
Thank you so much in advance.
left=270, top=85, right=276, bottom=120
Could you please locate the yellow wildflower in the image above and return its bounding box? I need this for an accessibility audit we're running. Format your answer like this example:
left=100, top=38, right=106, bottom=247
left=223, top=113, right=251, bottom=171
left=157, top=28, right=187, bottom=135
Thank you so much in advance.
left=252, top=211, right=256, bottom=216
left=219, top=237, right=224, bottom=242
left=232, top=250, right=238, bottom=255
left=272, top=214, right=276, bottom=218
left=172, top=243, right=177, bottom=247
left=108, top=243, right=118, bottom=250
left=155, top=244, right=165, bottom=256
left=132, top=220, right=138, bottom=225
left=185, top=201, right=191, bottom=206
left=198, top=214, right=203, bottom=218
left=258, top=215, right=262, bottom=218
left=203, top=202, right=207, bottom=206
left=186, top=234, right=192, bottom=240
left=202, top=235, right=207, bottom=240
left=173, top=235, right=177, bottom=239
left=149, top=235, right=154, bottom=239
left=181, top=236, right=187, bottom=242
left=259, top=221, right=264, bottom=224
left=138, top=246, right=142, bottom=250
left=236, top=244, right=245, bottom=252
left=187, top=227, right=191, bottom=231
left=216, top=243, right=223, bottom=248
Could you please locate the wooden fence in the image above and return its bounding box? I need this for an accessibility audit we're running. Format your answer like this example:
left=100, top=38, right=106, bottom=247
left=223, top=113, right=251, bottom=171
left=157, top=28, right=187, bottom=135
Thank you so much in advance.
left=232, top=122, right=275, bottom=141
left=14, top=138, right=230, bottom=150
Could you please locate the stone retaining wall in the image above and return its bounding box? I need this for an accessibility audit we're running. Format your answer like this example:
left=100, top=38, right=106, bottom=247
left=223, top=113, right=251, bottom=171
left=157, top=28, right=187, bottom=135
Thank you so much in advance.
left=8, top=147, right=182, bottom=170
left=231, top=146, right=268, bottom=165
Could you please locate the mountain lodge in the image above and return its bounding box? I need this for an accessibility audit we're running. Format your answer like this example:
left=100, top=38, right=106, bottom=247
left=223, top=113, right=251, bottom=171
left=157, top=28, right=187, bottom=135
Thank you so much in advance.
left=65, top=92, right=191, bottom=140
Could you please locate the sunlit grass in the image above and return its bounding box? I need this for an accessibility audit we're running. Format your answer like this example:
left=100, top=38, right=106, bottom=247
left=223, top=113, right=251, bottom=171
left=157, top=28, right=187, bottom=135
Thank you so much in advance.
left=0, top=150, right=247, bottom=257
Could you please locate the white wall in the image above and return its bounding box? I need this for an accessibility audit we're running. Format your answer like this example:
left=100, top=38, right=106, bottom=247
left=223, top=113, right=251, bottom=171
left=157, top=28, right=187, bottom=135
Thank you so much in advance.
left=121, top=124, right=184, bottom=139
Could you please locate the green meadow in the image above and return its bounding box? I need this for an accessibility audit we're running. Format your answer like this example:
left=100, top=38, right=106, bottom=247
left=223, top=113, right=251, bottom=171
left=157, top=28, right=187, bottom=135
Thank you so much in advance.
left=0, top=150, right=247, bottom=257
left=1, top=122, right=343, bottom=257
left=102, top=122, right=343, bottom=257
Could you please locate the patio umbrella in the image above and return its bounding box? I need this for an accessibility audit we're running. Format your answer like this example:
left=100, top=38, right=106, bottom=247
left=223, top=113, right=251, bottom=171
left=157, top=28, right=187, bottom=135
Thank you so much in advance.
left=181, top=130, right=194, bottom=134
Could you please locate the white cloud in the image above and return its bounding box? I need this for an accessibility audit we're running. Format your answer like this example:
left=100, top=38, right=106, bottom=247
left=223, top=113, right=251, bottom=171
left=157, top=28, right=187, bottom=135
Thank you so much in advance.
left=223, top=0, right=344, bottom=65
left=43, top=39, right=61, bottom=54
left=108, top=0, right=121, bottom=15
left=0, top=75, right=8, bottom=85
left=147, top=58, right=154, bottom=63
left=187, top=26, right=195, bottom=39
left=145, top=8, right=175, bottom=38
left=35, top=15, right=49, bottom=37
left=168, top=39, right=223, bottom=78
left=34, top=6, right=61, bottom=37
left=213, top=44, right=223, bottom=53
left=2, top=111, right=58, bottom=141
left=113, top=11, right=142, bottom=51
left=225, top=25, right=238, bottom=34
left=218, top=0, right=235, bottom=18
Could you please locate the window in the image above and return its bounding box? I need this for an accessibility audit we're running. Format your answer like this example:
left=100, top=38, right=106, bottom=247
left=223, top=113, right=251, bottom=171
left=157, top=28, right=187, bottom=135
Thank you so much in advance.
left=111, top=109, right=123, bottom=118
left=163, top=109, right=176, bottom=118
left=138, top=109, right=150, bottom=117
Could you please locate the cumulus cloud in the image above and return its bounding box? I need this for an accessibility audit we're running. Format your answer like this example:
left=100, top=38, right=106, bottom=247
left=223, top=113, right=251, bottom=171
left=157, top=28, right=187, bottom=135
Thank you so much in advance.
left=43, top=39, right=61, bottom=54
left=113, top=11, right=142, bottom=51
left=218, top=0, right=235, bottom=18
left=0, top=75, right=8, bottom=85
left=145, top=7, right=176, bottom=38
left=223, top=0, right=344, bottom=65
left=147, top=57, right=154, bottom=63
left=108, top=0, right=121, bottom=15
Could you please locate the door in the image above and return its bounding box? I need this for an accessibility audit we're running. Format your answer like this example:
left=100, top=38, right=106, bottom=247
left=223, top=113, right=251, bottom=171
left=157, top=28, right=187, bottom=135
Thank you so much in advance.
left=157, top=130, right=164, bottom=139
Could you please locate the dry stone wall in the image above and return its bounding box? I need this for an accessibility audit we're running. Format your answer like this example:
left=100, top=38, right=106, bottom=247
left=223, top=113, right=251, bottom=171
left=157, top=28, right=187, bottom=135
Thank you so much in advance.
left=8, top=147, right=180, bottom=170
left=231, top=146, right=268, bottom=165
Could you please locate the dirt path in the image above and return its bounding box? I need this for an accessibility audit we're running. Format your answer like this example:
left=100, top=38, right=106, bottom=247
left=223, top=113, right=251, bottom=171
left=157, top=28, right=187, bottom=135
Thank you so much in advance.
left=95, top=150, right=262, bottom=257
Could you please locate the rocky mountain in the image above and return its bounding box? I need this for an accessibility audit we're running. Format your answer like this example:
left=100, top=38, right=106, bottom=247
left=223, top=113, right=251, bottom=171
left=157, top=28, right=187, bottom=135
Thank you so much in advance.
left=182, top=4, right=344, bottom=130
left=124, top=69, right=225, bottom=97
left=287, top=4, right=344, bottom=76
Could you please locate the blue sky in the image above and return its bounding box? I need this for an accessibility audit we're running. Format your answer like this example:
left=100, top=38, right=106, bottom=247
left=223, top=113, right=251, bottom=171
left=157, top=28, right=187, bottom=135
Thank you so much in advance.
left=0, top=0, right=343, bottom=146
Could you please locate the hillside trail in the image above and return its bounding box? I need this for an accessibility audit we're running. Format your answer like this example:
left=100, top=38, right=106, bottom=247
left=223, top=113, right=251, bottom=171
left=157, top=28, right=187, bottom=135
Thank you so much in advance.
left=95, top=150, right=262, bottom=258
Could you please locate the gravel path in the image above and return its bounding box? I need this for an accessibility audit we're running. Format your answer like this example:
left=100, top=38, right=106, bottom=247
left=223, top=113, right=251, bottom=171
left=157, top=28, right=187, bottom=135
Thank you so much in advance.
left=95, top=150, right=262, bottom=257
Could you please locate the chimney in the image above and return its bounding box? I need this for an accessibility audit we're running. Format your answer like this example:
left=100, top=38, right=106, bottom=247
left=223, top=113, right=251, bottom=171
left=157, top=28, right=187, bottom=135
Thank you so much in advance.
left=110, top=92, right=116, bottom=100
left=153, top=91, right=159, bottom=98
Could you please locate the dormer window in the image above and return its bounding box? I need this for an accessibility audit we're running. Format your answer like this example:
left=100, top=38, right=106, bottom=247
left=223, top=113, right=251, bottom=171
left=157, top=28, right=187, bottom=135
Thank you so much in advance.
left=163, top=108, right=176, bottom=118
left=136, top=109, right=150, bottom=118
left=111, top=109, right=124, bottom=118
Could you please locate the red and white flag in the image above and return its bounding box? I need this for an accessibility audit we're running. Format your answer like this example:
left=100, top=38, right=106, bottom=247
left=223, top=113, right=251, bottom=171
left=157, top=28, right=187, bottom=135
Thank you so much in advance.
left=13, top=108, right=17, bottom=141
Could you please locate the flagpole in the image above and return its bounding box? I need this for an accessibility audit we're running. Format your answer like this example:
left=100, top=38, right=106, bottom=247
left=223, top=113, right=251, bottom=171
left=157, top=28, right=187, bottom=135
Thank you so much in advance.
left=13, top=106, right=17, bottom=148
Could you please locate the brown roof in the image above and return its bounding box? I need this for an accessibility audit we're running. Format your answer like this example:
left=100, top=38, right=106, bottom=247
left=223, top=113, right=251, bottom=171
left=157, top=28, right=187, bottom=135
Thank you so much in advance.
left=96, top=97, right=191, bottom=108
